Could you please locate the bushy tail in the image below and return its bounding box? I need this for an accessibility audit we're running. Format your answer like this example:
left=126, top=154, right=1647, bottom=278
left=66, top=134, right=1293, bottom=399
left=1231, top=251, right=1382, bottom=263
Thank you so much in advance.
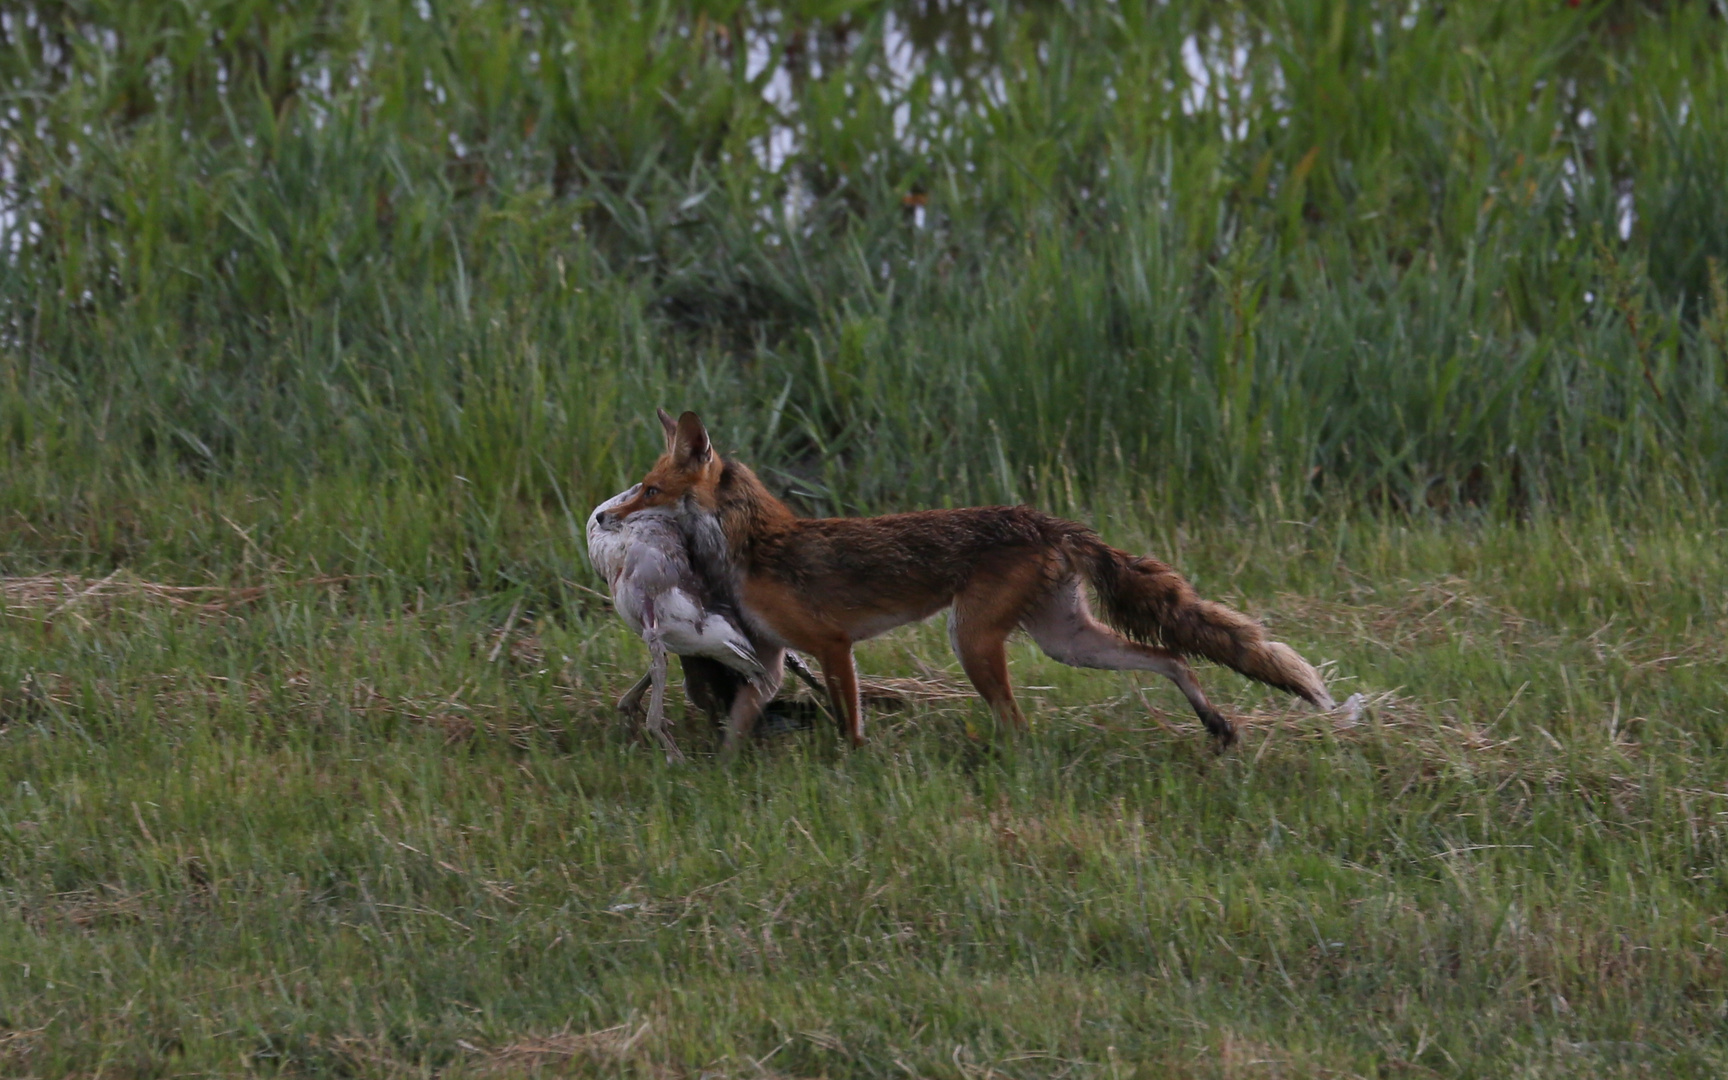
left=1077, top=538, right=1335, bottom=708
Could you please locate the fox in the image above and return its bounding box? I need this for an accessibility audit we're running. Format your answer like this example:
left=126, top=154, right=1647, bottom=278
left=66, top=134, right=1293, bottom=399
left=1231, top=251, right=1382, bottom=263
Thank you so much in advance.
left=595, top=409, right=1345, bottom=752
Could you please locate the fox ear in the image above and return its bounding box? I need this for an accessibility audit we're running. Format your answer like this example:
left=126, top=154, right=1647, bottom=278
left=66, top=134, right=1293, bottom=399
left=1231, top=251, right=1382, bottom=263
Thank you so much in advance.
left=657, top=408, right=678, bottom=453
left=672, top=411, right=712, bottom=468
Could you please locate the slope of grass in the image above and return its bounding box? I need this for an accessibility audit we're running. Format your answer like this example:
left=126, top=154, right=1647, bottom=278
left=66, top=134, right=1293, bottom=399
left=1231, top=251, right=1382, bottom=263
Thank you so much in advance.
left=2, top=507, right=1725, bottom=1077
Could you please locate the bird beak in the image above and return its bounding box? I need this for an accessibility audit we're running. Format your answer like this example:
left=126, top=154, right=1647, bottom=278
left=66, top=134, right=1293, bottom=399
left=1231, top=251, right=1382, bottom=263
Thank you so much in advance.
left=593, top=485, right=643, bottom=530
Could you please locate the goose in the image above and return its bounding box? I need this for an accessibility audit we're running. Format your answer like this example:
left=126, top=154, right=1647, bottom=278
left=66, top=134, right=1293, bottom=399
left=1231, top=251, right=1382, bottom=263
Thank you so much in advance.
left=586, top=485, right=818, bottom=759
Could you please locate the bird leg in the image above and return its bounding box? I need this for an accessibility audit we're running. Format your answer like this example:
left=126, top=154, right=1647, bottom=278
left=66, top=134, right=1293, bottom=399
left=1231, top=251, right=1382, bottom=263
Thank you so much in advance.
left=640, top=601, right=685, bottom=764
left=615, top=672, right=652, bottom=716
left=628, top=651, right=823, bottom=753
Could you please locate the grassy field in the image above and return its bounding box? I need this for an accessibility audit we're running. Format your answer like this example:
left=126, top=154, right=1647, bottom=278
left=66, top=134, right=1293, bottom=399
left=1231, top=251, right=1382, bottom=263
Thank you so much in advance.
left=3, top=0, right=1728, bottom=1076
left=3, top=508, right=1726, bottom=1077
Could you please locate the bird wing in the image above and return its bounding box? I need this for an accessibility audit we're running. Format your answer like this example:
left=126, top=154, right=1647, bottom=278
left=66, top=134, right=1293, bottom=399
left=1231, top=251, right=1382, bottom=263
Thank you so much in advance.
left=723, top=639, right=767, bottom=674
left=653, top=589, right=768, bottom=682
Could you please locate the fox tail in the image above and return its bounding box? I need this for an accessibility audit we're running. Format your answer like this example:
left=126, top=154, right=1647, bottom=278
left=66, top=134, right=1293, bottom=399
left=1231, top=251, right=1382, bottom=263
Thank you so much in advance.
left=1077, top=537, right=1335, bottom=708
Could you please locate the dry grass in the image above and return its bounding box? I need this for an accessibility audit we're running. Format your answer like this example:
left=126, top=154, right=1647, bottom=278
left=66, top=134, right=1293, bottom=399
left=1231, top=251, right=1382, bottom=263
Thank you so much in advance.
left=1, top=572, right=355, bottom=623
left=474, top=1022, right=658, bottom=1076
left=779, top=671, right=976, bottom=710
left=1268, top=576, right=1536, bottom=654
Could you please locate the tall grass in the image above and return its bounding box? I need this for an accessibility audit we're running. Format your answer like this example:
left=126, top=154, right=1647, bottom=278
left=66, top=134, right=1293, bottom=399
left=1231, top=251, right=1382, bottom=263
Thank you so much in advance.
left=1, top=0, right=1725, bottom=585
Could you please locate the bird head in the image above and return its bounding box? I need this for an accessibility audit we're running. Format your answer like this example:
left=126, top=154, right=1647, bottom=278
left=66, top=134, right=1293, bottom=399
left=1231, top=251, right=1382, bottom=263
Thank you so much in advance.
left=587, top=484, right=641, bottom=533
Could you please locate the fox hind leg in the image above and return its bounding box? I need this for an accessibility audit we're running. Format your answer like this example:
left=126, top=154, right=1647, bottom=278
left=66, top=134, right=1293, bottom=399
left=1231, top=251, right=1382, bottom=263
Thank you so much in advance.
left=1024, top=579, right=1236, bottom=745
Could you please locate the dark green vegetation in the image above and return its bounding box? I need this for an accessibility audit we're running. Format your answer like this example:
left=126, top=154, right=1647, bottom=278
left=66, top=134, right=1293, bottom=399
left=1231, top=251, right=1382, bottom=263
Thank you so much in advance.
left=2, top=0, right=1726, bottom=1075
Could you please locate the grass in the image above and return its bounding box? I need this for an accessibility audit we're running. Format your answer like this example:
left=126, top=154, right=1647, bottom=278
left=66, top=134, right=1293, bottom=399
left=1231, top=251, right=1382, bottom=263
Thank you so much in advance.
left=3, top=507, right=1726, bottom=1077
left=3, top=0, right=1728, bottom=1075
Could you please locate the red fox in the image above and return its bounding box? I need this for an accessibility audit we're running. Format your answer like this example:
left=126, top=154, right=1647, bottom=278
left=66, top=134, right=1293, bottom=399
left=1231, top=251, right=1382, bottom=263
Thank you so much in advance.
left=597, top=410, right=1341, bottom=752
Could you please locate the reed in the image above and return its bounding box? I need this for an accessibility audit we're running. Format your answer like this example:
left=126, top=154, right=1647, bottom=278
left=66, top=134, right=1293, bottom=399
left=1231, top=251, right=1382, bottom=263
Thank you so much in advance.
left=1, top=1, right=1723, bottom=577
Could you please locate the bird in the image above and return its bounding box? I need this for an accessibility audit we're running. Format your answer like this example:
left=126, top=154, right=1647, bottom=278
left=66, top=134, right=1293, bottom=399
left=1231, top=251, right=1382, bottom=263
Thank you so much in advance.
left=586, top=484, right=784, bottom=761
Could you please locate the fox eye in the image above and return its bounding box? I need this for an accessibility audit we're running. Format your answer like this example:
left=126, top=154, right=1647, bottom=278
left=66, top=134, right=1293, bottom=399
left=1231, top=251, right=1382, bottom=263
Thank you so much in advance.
left=643, top=485, right=661, bottom=499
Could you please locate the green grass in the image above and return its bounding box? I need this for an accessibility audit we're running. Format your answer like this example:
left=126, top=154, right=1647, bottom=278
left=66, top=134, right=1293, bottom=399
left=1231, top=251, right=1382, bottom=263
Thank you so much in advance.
left=3, top=0, right=1728, bottom=1075
left=2, top=508, right=1726, bottom=1076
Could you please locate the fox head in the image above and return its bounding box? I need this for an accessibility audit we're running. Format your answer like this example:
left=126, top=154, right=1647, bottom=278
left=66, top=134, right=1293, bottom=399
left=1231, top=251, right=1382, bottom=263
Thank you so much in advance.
left=601, top=409, right=722, bottom=524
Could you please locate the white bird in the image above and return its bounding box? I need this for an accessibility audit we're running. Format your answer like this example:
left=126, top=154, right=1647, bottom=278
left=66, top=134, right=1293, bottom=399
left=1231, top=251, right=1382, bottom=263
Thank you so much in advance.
left=585, top=485, right=777, bottom=761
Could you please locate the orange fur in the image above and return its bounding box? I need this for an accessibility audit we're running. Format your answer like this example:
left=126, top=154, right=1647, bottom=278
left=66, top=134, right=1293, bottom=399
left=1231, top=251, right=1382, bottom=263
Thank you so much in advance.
left=609, top=410, right=1337, bottom=750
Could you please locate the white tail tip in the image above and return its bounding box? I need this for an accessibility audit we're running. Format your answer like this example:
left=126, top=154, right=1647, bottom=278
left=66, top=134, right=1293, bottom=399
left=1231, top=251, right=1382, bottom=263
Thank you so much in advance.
left=1337, top=692, right=1367, bottom=725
